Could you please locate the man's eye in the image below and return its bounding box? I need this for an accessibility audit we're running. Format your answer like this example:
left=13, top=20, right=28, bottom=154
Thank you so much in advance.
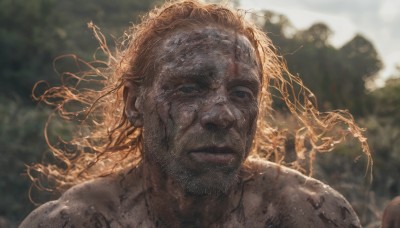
left=230, top=86, right=254, bottom=100
left=177, top=84, right=200, bottom=94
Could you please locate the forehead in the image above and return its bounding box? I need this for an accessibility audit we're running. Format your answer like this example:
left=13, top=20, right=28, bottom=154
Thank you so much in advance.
left=162, top=26, right=256, bottom=54
left=152, top=26, right=260, bottom=80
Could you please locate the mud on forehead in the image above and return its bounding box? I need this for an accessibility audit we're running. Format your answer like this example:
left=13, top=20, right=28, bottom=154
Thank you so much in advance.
left=157, top=26, right=259, bottom=66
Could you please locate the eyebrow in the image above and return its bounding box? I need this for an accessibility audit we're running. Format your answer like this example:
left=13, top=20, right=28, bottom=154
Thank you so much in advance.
left=228, top=76, right=260, bottom=93
left=160, top=64, right=260, bottom=92
left=164, top=67, right=216, bottom=84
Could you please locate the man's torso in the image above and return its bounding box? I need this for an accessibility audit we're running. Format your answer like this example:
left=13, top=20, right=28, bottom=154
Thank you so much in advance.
left=20, top=159, right=361, bottom=228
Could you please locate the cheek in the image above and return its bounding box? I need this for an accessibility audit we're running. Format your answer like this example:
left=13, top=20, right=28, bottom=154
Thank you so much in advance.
left=248, top=105, right=259, bottom=137
left=155, top=99, right=170, bottom=124
left=237, top=104, right=258, bottom=150
left=154, top=96, right=200, bottom=137
left=169, top=102, right=199, bottom=130
left=235, top=104, right=258, bottom=132
left=248, top=105, right=259, bottom=129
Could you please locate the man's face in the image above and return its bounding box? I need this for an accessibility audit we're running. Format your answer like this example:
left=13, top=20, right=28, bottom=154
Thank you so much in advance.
left=141, top=26, right=261, bottom=194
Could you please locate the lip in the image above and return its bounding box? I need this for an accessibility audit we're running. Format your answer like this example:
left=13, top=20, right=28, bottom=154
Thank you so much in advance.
left=189, top=146, right=238, bottom=165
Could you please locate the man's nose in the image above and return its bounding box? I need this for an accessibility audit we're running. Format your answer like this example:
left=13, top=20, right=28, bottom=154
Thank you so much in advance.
left=200, top=99, right=235, bottom=130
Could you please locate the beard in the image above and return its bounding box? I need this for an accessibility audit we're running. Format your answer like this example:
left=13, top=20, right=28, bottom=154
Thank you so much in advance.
left=164, top=156, right=240, bottom=195
left=141, top=101, right=254, bottom=196
left=144, top=142, right=242, bottom=195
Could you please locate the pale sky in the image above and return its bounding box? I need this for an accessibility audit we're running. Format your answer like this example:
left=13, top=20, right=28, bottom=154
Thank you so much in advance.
left=239, top=0, right=400, bottom=86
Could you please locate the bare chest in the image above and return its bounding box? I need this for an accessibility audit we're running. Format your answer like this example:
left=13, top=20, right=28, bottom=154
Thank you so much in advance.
left=106, top=192, right=282, bottom=228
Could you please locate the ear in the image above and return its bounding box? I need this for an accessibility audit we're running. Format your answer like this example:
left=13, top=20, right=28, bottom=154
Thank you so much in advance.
left=124, top=81, right=143, bottom=127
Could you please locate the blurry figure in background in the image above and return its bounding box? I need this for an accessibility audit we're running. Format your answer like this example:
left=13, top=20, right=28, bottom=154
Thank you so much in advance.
left=382, top=196, right=400, bottom=228
left=21, top=0, right=371, bottom=227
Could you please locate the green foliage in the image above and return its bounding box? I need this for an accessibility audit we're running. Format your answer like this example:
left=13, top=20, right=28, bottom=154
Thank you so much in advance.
left=0, top=0, right=59, bottom=101
left=363, top=115, right=400, bottom=190
left=0, top=98, right=50, bottom=225
left=0, top=0, right=161, bottom=102
left=367, top=75, right=400, bottom=196
left=260, top=11, right=383, bottom=115
left=370, top=77, right=400, bottom=122
left=0, top=0, right=161, bottom=225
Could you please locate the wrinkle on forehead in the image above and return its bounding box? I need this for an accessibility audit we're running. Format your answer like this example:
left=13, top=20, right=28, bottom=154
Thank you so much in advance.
left=158, top=26, right=259, bottom=68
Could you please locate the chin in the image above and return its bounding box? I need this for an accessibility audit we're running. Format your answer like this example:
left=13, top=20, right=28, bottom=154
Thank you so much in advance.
left=166, top=161, right=240, bottom=196
left=184, top=173, right=238, bottom=196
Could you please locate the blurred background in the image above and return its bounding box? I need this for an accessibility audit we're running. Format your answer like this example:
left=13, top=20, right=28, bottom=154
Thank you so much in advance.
left=0, top=0, right=398, bottom=227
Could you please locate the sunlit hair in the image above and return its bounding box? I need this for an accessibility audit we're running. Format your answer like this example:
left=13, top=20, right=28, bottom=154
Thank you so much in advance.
left=29, top=0, right=371, bottom=192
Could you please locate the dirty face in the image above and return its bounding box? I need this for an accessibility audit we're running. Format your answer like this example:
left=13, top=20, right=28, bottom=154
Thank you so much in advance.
left=141, top=26, right=261, bottom=194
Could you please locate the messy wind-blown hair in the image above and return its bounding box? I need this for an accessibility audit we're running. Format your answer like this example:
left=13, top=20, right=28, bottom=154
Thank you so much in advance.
left=29, top=0, right=371, bottom=192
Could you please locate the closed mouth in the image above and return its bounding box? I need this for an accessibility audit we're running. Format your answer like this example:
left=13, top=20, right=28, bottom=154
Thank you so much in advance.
left=189, top=146, right=238, bottom=165
left=191, top=146, right=236, bottom=154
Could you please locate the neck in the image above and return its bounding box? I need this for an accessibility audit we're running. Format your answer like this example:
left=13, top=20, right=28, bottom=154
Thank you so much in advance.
left=140, top=160, right=244, bottom=227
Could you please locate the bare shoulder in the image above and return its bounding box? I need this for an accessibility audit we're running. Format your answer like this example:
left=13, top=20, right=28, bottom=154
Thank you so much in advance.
left=20, top=168, right=143, bottom=228
left=243, top=157, right=361, bottom=228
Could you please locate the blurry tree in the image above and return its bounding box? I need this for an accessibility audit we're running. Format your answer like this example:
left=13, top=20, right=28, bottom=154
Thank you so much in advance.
left=364, top=68, right=400, bottom=204
left=289, top=23, right=340, bottom=111
left=259, top=11, right=295, bottom=54
left=0, top=0, right=160, bottom=225
left=297, top=23, right=332, bottom=47
left=0, top=98, right=59, bottom=226
left=370, top=69, right=400, bottom=122
left=50, top=0, right=162, bottom=58
left=340, top=35, right=383, bottom=80
left=259, top=11, right=383, bottom=115
left=0, top=0, right=59, bottom=101
left=0, top=0, right=161, bottom=102
left=339, top=34, right=383, bottom=114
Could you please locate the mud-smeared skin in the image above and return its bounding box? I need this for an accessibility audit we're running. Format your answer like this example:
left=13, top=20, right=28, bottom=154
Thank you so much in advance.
left=382, top=196, right=400, bottom=228
left=141, top=26, right=261, bottom=196
left=20, top=27, right=361, bottom=227
left=20, top=160, right=361, bottom=227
